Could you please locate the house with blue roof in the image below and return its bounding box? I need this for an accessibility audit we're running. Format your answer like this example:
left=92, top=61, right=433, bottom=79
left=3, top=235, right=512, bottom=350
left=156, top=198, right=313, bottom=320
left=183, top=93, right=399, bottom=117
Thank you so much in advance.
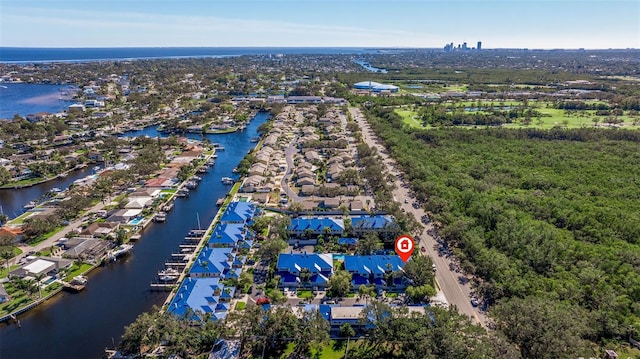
left=207, top=222, right=254, bottom=249
left=337, top=237, right=359, bottom=249
left=167, top=277, right=235, bottom=322
left=220, top=201, right=258, bottom=224
left=190, top=247, right=244, bottom=279
left=276, top=253, right=334, bottom=289
left=351, top=215, right=399, bottom=236
left=344, top=255, right=408, bottom=292
left=288, top=217, right=345, bottom=237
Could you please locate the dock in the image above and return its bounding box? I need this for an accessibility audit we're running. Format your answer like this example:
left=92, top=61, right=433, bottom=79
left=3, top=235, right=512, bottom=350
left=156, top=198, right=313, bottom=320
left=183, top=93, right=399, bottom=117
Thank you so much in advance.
left=150, top=283, right=176, bottom=291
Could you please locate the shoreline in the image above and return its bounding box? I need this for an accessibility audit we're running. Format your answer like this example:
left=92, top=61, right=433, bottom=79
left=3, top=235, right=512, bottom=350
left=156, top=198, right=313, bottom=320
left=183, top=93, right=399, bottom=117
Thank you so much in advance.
left=0, top=149, right=218, bottom=323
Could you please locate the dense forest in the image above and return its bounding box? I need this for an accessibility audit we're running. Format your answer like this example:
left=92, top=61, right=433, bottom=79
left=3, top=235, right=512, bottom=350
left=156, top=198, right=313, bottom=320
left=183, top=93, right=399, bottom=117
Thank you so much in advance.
left=363, top=105, right=640, bottom=356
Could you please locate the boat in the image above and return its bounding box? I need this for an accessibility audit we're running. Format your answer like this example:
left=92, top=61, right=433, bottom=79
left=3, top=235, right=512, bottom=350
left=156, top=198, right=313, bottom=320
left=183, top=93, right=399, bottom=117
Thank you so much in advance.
left=206, top=158, right=216, bottom=166
left=185, top=181, right=197, bottom=189
left=190, top=175, right=202, bottom=181
left=216, top=198, right=225, bottom=206
left=57, top=173, right=68, bottom=178
left=221, top=177, right=234, bottom=185
left=23, top=201, right=37, bottom=210
left=162, top=202, right=174, bottom=212
left=154, top=212, right=167, bottom=222
left=197, top=166, right=208, bottom=173
left=250, top=137, right=260, bottom=143
left=176, top=188, right=190, bottom=197
left=64, top=275, right=88, bottom=292
left=50, top=187, right=62, bottom=193
left=158, top=268, right=180, bottom=281
left=108, top=244, right=134, bottom=261
left=215, top=145, right=225, bottom=151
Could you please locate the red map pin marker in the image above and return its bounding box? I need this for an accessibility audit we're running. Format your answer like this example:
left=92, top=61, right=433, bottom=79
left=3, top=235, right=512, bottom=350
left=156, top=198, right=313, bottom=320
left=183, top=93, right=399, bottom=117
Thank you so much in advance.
left=394, top=235, right=415, bottom=263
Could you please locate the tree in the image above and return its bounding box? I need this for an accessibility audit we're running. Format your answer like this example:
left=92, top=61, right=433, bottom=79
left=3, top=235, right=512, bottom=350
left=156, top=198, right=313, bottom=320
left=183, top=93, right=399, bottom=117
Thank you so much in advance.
left=257, top=237, right=287, bottom=263
left=402, top=254, right=435, bottom=287
left=356, top=232, right=381, bottom=255
left=492, top=296, right=593, bottom=359
left=0, top=235, right=14, bottom=270
left=295, top=309, right=330, bottom=355
left=406, top=284, right=436, bottom=303
left=340, top=323, right=356, bottom=338
left=327, top=270, right=352, bottom=298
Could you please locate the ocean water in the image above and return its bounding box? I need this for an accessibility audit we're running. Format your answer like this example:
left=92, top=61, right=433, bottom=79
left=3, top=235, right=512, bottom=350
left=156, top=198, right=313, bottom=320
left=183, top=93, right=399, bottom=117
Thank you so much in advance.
left=0, top=83, right=75, bottom=119
left=0, top=47, right=372, bottom=63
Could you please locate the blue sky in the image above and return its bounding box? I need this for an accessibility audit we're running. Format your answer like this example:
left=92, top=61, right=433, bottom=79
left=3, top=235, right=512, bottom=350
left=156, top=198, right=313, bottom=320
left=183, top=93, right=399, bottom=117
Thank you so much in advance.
left=1, top=0, right=638, bottom=49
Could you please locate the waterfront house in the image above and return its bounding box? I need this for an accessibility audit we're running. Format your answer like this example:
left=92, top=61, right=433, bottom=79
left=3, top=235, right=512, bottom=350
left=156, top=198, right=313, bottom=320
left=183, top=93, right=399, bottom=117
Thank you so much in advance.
left=276, top=253, right=334, bottom=289
left=189, top=247, right=242, bottom=279
left=78, top=222, right=120, bottom=238
left=0, top=226, right=24, bottom=242
left=167, top=277, right=234, bottom=322
left=219, top=202, right=258, bottom=224
left=207, top=223, right=253, bottom=249
left=9, top=257, right=71, bottom=279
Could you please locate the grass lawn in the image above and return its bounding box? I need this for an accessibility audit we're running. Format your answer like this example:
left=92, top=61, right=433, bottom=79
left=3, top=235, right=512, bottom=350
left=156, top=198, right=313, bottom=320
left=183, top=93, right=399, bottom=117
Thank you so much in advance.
left=0, top=264, right=22, bottom=279
left=280, top=340, right=363, bottom=359
left=235, top=301, right=246, bottom=310
left=297, top=290, right=314, bottom=300
left=26, top=226, right=64, bottom=246
left=8, top=211, right=32, bottom=225
left=64, top=263, right=94, bottom=281
left=395, top=109, right=425, bottom=129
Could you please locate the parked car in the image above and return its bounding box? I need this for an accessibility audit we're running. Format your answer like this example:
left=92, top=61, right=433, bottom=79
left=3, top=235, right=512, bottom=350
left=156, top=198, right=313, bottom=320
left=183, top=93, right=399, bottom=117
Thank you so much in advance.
left=471, top=297, right=479, bottom=307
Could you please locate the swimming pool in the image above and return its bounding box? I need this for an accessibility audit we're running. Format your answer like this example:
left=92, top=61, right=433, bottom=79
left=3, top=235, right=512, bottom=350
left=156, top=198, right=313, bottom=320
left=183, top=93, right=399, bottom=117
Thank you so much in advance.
left=333, top=254, right=345, bottom=261
left=128, top=217, right=144, bottom=225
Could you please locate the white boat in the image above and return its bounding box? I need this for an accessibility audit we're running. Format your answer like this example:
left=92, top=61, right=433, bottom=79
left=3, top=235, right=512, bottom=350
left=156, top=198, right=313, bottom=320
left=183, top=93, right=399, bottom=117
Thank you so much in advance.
left=216, top=145, right=225, bottom=151
left=221, top=177, right=234, bottom=185
left=154, top=212, right=167, bottom=222
left=109, top=244, right=134, bottom=260
left=158, top=268, right=180, bottom=281
left=23, top=201, right=37, bottom=209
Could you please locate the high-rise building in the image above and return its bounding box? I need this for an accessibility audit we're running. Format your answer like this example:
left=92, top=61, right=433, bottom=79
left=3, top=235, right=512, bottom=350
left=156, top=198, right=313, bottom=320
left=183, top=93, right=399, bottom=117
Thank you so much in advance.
left=477, top=41, right=482, bottom=50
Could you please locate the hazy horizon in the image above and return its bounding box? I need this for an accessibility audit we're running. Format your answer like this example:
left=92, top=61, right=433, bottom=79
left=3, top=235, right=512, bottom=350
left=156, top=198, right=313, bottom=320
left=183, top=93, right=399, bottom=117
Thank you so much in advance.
left=1, top=0, right=638, bottom=50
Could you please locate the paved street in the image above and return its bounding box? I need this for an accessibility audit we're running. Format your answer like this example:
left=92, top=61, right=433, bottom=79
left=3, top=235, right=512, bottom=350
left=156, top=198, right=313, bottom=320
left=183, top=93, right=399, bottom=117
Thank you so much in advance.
left=10, top=197, right=112, bottom=266
left=349, top=107, right=487, bottom=327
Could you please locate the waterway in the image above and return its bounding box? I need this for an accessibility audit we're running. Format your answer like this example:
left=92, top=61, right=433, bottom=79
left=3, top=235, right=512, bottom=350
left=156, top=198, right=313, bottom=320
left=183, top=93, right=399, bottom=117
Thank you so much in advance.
left=354, top=59, right=388, bottom=73
left=0, top=83, right=76, bottom=120
left=0, top=166, right=96, bottom=220
left=0, top=111, right=269, bottom=359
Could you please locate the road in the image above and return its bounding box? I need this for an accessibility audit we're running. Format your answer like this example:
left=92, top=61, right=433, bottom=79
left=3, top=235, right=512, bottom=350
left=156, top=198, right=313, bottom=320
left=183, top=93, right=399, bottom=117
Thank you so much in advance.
left=11, top=198, right=112, bottom=266
left=349, top=107, right=487, bottom=327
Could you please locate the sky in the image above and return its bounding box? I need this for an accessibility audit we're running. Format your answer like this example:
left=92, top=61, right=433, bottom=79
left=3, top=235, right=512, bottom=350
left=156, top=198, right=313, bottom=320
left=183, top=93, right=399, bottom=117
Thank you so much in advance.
left=1, top=0, right=638, bottom=49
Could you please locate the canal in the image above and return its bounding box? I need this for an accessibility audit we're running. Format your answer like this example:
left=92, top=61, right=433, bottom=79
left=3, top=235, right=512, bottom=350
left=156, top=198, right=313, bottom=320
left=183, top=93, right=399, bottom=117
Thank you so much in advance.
left=0, top=112, right=269, bottom=359
left=0, top=167, right=96, bottom=220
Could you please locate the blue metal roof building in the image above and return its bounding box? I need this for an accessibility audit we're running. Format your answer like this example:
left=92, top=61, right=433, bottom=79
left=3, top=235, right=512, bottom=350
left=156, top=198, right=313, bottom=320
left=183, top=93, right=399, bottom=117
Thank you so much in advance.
left=207, top=222, right=253, bottom=249
left=220, top=201, right=258, bottom=224
left=351, top=215, right=399, bottom=235
left=288, top=217, right=345, bottom=236
left=190, top=247, right=243, bottom=279
left=344, top=255, right=408, bottom=292
left=167, top=277, right=235, bottom=321
left=353, top=81, right=399, bottom=93
left=277, top=253, right=334, bottom=288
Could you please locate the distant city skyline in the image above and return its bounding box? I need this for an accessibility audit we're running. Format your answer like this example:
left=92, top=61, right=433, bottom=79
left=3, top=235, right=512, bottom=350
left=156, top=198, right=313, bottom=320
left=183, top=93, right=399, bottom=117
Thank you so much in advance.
left=1, top=0, right=638, bottom=49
